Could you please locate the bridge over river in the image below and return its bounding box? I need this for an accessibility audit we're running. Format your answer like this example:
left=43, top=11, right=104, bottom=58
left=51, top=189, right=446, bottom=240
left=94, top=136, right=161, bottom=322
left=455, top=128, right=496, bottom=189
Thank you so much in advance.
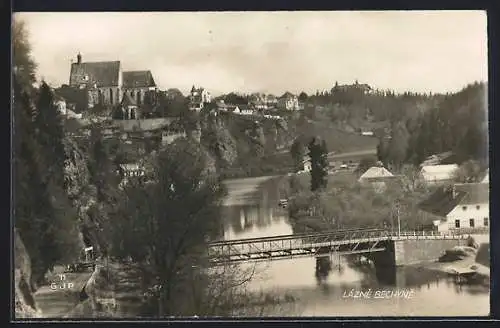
left=207, top=228, right=468, bottom=268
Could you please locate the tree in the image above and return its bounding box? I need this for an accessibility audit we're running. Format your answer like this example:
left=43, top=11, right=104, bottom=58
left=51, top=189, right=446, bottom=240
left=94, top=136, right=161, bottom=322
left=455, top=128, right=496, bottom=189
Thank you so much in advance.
left=298, top=92, right=308, bottom=102
left=308, top=137, right=328, bottom=191
left=12, top=18, right=37, bottom=89
left=35, top=82, right=67, bottom=186
left=290, top=139, right=305, bottom=172
left=386, top=122, right=409, bottom=170
left=452, top=159, right=483, bottom=183
left=13, top=24, right=80, bottom=288
left=109, top=138, right=227, bottom=316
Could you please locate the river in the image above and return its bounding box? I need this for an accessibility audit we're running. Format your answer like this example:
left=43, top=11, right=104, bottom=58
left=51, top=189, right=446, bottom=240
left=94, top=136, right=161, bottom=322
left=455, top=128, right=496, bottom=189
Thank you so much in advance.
left=220, top=176, right=490, bottom=317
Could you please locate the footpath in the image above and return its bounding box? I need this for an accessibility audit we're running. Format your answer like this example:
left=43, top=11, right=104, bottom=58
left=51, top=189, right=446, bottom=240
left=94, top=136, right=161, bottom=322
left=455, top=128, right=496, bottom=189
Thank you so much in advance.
left=33, top=266, right=92, bottom=318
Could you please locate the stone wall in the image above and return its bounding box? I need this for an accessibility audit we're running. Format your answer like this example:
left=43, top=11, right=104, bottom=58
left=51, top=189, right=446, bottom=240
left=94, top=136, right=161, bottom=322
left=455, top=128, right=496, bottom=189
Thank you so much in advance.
left=394, top=238, right=467, bottom=266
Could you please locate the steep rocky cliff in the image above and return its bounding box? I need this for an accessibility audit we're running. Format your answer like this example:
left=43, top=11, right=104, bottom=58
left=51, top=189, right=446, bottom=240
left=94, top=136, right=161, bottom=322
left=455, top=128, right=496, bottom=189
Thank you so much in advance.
left=63, top=136, right=97, bottom=251
left=200, top=113, right=291, bottom=171
left=14, top=229, right=41, bottom=318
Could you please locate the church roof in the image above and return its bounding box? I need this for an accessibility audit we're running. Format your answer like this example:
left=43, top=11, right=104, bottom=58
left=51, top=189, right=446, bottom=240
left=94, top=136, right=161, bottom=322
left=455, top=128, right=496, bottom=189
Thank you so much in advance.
left=70, top=61, right=121, bottom=87
left=122, top=71, right=156, bottom=88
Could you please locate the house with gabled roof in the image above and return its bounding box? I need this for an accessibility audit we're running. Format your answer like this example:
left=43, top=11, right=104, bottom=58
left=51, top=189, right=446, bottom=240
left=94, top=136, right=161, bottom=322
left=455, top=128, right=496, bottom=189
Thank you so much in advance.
left=277, top=92, right=299, bottom=111
left=189, top=85, right=211, bottom=111
left=418, top=183, right=489, bottom=233
left=358, top=166, right=396, bottom=193
left=419, top=164, right=459, bottom=186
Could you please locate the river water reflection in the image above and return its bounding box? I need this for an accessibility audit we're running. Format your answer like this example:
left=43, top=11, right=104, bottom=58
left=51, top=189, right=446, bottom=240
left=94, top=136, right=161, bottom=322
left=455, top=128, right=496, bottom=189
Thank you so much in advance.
left=220, top=176, right=490, bottom=316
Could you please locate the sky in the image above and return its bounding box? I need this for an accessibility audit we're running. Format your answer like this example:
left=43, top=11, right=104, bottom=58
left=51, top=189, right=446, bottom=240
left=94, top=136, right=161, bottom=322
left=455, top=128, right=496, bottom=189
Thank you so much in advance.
left=15, top=11, right=487, bottom=96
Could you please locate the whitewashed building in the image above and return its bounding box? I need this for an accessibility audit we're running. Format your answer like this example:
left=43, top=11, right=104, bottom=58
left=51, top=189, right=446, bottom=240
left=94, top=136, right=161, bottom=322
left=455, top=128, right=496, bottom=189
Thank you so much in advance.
left=420, top=164, right=459, bottom=185
left=419, top=182, right=489, bottom=233
left=358, top=166, right=394, bottom=193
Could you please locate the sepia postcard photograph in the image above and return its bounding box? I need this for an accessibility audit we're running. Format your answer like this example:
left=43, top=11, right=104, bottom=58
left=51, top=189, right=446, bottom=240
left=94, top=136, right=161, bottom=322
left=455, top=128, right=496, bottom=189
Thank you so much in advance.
left=12, top=10, right=489, bottom=319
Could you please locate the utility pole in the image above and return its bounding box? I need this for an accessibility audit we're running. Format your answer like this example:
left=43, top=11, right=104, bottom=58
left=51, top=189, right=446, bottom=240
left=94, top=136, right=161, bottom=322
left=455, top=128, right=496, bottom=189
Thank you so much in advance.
left=396, top=202, right=401, bottom=237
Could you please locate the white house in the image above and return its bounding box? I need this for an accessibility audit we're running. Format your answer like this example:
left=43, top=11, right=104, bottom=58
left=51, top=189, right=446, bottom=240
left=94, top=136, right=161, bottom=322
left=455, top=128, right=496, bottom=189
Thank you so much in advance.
left=419, top=182, right=489, bottom=233
left=229, top=105, right=241, bottom=114
left=277, top=92, right=299, bottom=111
left=358, top=166, right=394, bottom=193
left=239, top=105, right=254, bottom=116
left=361, top=131, right=374, bottom=136
left=189, top=85, right=211, bottom=111
left=420, top=164, right=459, bottom=185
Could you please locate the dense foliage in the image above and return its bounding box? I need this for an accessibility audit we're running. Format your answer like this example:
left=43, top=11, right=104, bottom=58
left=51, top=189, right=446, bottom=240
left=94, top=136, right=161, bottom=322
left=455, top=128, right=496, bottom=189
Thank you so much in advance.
left=13, top=20, right=81, bottom=287
left=308, top=137, right=329, bottom=191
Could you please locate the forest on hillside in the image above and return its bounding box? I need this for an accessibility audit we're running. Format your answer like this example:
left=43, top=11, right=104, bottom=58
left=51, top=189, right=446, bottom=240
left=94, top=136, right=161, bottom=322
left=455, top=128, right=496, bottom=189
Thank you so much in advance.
left=298, top=81, right=487, bottom=169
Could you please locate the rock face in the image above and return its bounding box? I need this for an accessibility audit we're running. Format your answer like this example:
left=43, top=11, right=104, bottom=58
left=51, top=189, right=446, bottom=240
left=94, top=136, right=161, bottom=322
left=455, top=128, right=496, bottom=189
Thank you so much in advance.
left=63, top=136, right=96, bottom=250
left=201, top=116, right=238, bottom=166
left=14, top=229, right=41, bottom=318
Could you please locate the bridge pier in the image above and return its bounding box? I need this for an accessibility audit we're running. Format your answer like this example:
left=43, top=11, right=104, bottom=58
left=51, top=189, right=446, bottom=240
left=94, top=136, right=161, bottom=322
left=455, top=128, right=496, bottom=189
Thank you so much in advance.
left=366, top=238, right=467, bottom=286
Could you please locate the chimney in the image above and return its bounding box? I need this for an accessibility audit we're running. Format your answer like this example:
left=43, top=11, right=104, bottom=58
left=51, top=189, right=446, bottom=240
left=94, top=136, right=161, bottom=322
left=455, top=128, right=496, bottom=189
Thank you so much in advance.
left=77, top=53, right=82, bottom=64
left=451, top=185, right=457, bottom=199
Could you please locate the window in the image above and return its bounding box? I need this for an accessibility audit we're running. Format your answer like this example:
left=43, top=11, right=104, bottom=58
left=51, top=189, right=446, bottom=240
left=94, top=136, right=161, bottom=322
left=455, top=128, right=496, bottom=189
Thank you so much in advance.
left=484, top=217, right=489, bottom=226
left=462, top=206, right=467, bottom=211
left=476, top=205, right=480, bottom=210
left=455, top=220, right=460, bottom=228
left=469, top=219, right=475, bottom=228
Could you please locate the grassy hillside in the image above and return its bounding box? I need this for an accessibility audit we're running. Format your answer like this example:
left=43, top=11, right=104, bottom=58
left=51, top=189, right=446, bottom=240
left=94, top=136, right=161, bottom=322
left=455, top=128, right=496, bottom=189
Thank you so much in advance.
left=294, top=120, right=379, bottom=153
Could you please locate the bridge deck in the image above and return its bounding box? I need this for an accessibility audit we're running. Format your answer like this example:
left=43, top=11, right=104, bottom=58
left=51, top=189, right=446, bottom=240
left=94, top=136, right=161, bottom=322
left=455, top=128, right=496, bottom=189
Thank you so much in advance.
left=207, top=229, right=466, bottom=265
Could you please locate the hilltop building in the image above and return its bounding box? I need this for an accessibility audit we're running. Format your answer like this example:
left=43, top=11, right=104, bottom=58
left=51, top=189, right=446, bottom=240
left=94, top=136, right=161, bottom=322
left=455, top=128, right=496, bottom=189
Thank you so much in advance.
left=189, top=86, right=211, bottom=111
left=67, top=53, right=157, bottom=110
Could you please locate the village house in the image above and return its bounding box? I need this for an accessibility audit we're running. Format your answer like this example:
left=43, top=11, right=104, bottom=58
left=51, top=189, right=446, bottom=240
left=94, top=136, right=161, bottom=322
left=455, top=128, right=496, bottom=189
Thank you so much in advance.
left=358, top=165, right=395, bottom=193
left=238, top=105, right=254, bottom=116
left=419, top=164, right=459, bottom=186
left=117, top=163, right=146, bottom=188
left=419, top=182, right=489, bottom=233
left=266, top=94, right=278, bottom=109
left=277, top=92, right=299, bottom=111
left=189, top=85, right=211, bottom=111
left=419, top=151, right=456, bottom=167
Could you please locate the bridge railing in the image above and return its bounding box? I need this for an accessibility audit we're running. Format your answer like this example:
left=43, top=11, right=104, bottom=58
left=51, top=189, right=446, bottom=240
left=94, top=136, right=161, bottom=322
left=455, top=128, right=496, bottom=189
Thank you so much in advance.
left=207, top=229, right=470, bottom=260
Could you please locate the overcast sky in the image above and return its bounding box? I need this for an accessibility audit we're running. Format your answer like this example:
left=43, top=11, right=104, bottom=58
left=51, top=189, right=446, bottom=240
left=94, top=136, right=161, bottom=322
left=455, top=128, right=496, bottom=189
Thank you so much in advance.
left=16, top=11, right=487, bottom=96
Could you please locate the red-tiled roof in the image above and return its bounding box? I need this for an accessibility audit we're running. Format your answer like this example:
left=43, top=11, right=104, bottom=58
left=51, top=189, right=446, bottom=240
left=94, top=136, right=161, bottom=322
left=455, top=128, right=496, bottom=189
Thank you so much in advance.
left=122, top=71, right=156, bottom=89
left=70, top=61, right=121, bottom=87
